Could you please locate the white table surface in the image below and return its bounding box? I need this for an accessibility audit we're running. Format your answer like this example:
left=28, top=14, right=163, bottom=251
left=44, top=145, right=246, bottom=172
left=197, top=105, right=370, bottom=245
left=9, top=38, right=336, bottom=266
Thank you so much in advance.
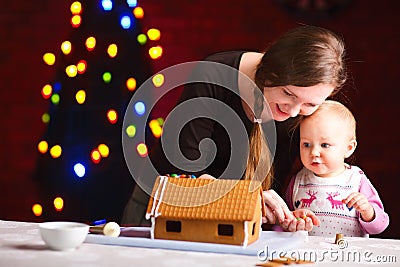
left=1, top=220, right=399, bottom=267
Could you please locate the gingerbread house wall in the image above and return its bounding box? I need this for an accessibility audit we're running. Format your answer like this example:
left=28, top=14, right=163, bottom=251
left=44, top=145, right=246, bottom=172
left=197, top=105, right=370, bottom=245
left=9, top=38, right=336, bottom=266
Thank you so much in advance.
left=154, top=218, right=247, bottom=245
left=153, top=197, right=263, bottom=246
left=246, top=194, right=263, bottom=245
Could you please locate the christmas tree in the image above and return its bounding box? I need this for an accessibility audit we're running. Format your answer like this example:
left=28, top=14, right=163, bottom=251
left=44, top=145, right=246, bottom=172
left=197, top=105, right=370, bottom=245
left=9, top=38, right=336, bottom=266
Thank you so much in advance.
left=33, top=0, right=162, bottom=223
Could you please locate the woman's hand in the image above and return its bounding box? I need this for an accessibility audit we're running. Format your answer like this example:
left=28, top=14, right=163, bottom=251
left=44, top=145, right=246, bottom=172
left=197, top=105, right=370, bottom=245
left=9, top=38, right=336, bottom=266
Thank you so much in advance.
left=280, top=209, right=320, bottom=232
left=262, top=190, right=295, bottom=224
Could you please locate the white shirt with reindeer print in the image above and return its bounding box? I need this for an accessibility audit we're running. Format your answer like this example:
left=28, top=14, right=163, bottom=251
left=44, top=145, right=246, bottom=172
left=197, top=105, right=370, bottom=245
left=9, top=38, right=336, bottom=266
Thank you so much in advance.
left=291, top=165, right=366, bottom=237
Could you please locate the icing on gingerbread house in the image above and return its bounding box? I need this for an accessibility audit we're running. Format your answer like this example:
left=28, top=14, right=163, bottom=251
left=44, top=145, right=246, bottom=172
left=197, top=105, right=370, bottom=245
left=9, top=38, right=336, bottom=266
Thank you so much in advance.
left=145, top=176, right=266, bottom=247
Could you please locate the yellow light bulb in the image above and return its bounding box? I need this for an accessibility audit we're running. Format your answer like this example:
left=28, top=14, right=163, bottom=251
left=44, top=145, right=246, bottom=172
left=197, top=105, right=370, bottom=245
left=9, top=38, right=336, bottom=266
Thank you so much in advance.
left=107, top=44, right=118, bottom=58
left=66, top=65, right=78, bottom=77
left=70, top=1, right=82, bottom=15
left=43, top=53, right=56, bottom=65
left=126, top=125, right=136, bottom=137
left=41, top=84, right=52, bottom=99
left=136, top=143, right=148, bottom=157
left=32, top=204, right=43, bottom=217
left=147, top=28, right=161, bottom=41
left=149, top=119, right=162, bottom=138
left=149, top=119, right=158, bottom=129
left=71, top=14, right=82, bottom=28
left=107, top=109, right=117, bottom=124
left=75, top=90, right=86, bottom=104
left=61, top=41, right=72, bottom=55
left=77, top=60, right=87, bottom=74
left=91, top=149, right=101, bottom=164
left=152, top=73, right=164, bottom=87
left=86, top=37, right=96, bottom=51
left=38, top=140, right=48, bottom=154
left=53, top=197, right=64, bottom=211
left=50, top=145, right=62, bottom=158
left=149, top=46, right=163, bottom=60
left=151, top=126, right=162, bottom=138
left=126, top=77, right=137, bottom=91
left=133, top=7, right=144, bottom=19
left=98, top=144, right=110, bottom=157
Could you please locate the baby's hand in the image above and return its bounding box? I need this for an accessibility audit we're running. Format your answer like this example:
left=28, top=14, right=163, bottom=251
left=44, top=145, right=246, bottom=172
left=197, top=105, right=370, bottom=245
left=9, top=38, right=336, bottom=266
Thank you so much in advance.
left=342, top=192, right=375, bottom=222
left=280, top=209, right=320, bottom=232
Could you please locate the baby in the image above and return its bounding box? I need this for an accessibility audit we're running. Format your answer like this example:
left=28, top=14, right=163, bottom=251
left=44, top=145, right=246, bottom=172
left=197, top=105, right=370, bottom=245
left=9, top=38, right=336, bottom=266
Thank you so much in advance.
left=286, top=100, right=389, bottom=236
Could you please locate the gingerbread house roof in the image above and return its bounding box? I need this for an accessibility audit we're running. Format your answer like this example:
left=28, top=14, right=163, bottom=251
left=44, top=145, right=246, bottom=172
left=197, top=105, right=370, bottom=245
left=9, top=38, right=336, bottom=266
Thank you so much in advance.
left=146, top=176, right=266, bottom=222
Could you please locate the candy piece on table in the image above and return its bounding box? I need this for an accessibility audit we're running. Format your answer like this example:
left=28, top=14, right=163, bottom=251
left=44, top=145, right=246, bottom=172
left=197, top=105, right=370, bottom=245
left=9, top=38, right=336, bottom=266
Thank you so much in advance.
left=256, top=256, right=314, bottom=266
left=90, top=222, right=121, bottom=237
left=295, top=215, right=307, bottom=221
left=335, top=233, right=344, bottom=244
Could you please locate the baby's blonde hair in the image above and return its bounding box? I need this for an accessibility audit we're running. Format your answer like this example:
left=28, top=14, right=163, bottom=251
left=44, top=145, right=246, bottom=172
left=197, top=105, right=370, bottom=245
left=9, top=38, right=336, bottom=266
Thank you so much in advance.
left=302, top=100, right=357, bottom=140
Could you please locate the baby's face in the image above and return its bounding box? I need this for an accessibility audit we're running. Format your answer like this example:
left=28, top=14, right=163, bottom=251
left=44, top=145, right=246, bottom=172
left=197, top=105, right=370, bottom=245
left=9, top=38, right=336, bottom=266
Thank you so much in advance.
left=299, top=112, right=354, bottom=177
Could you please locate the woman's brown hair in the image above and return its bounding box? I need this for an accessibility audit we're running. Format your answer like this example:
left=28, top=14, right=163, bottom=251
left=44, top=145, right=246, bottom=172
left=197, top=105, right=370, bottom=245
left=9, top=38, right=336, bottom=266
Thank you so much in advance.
left=244, top=25, right=347, bottom=190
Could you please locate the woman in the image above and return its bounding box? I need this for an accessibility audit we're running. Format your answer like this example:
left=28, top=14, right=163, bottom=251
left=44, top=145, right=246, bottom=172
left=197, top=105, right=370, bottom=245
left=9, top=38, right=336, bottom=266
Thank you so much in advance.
left=122, top=25, right=347, bottom=231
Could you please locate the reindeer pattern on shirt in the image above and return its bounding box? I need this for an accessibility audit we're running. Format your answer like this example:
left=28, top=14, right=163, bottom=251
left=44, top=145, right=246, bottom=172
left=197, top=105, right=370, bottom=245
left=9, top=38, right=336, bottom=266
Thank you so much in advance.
left=291, top=166, right=365, bottom=236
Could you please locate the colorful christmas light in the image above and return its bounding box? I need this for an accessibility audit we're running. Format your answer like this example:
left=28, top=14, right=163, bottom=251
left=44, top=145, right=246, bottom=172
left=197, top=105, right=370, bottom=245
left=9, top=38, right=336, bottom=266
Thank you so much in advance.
left=126, top=77, right=137, bottom=91
left=107, top=44, right=118, bottom=58
left=133, top=7, right=144, bottom=19
left=91, top=149, right=101, bottom=164
left=98, top=144, right=109, bottom=157
left=43, top=53, right=56, bottom=65
left=49, top=145, right=62, bottom=158
left=76, top=60, right=87, bottom=74
left=107, top=109, right=118, bottom=124
left=53, top=197, right=64, bottom=211
left=41, top=84, right=52, bottom=99
left=70, top=1, right=82, bottom=15
left=147, top=28, right=160, bottom=41
left=36, top=1, right=164, bottom=221
left=75, top=90, right=86, bottom=104
left=71, top=14, right=82, bottom=28
left=149, top=45, right=163, bottom=59
left=85, top=36, right=96, bottom=51
left=126, top=124, right=136, bottom=137
left=152, top=73, right=164, bottom=87
left=73, top=163, right=86, bottom=178
left=38, top=140, right=49, bottom=154
left=136, top=143, right=148, bottom=157
left=134, top=101, right=145, bottom=116
left=61, top=41, right=72, bottom=55
left=32, top=204, right=43, bottom=217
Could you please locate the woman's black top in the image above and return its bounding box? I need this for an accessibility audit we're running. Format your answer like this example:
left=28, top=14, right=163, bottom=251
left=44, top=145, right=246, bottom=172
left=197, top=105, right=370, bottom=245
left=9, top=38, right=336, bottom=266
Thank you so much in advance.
left=149, top=51, right=299, bottom=193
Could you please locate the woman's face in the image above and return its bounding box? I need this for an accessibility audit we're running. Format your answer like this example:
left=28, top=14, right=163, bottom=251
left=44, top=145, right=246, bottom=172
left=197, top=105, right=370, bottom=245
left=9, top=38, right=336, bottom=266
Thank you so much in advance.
left=263, top=84, right=335, bottom=121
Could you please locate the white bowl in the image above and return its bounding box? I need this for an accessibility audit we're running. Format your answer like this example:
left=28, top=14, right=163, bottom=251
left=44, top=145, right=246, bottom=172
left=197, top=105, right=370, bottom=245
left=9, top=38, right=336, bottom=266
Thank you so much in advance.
left=39, top=221, right=89, bottom=251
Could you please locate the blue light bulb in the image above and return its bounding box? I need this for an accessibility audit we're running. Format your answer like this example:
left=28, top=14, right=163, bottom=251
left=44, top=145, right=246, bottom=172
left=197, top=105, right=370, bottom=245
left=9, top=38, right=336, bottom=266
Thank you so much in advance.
left=127, top=0, right=137, bottom=7
left=120, top=15, right=131, bottom=29
left=134, top=101, right=145, bottom=116
left=101, top=0, right=113, bottom=11
left=74, top=163, right=86, bottom=178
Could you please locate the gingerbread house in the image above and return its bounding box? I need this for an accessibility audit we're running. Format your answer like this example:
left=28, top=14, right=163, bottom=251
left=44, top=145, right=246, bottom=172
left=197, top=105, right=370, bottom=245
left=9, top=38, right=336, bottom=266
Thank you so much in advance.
left=145, top=176, right=266, bottom=247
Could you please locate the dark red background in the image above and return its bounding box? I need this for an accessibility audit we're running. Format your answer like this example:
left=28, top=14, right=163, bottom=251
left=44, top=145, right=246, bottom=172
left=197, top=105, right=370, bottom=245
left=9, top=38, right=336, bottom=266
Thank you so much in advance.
left=0, top=0, right=398, bottom=238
